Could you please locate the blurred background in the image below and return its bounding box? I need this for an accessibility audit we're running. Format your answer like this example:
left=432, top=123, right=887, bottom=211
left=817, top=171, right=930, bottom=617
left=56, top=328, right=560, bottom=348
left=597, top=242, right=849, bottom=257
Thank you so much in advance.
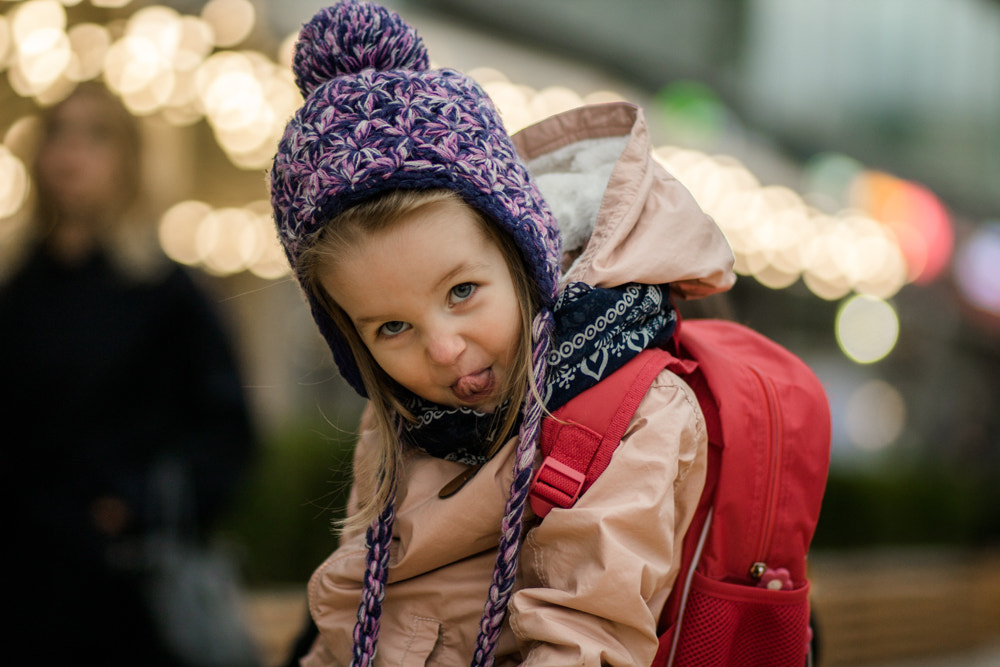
left=1, top=0, right=997, bottom=664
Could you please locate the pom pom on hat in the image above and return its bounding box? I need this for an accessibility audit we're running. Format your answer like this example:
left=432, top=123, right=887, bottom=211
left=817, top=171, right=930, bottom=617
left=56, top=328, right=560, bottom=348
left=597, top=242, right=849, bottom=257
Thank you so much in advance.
left=292, top=0, right=429, bottom=97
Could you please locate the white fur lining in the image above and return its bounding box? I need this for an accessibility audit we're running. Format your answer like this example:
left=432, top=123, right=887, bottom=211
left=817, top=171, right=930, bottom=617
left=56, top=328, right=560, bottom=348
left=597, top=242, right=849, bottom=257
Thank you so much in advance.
left=527, top=136, right=629, bottom=258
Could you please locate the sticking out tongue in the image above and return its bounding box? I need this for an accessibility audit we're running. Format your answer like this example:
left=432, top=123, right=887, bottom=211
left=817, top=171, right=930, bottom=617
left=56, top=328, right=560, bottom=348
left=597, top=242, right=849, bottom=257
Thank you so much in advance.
left=453, top=369, right=494, bottom=402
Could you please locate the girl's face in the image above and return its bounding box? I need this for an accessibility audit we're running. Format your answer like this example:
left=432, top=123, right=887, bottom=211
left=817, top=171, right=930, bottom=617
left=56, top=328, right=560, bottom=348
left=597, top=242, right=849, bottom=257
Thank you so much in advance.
left=318, top=198, right=523, bottom=413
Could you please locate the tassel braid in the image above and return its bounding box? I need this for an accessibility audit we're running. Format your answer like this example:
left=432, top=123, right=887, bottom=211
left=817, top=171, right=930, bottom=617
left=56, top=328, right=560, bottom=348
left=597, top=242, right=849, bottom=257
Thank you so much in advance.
left=471, top=310, right=554, bottom=666
left=351, top=484, right=397, bottom=666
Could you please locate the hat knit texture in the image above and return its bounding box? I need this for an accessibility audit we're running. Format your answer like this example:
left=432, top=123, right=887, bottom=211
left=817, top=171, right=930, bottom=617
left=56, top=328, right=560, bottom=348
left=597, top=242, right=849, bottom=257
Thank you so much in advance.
left=269, top=2, right=560, bottom=665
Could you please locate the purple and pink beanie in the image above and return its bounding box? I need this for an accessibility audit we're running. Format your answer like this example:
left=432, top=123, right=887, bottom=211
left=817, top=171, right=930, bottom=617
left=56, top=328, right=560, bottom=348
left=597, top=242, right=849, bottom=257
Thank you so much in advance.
left=269, top=1, right=561, bottom=664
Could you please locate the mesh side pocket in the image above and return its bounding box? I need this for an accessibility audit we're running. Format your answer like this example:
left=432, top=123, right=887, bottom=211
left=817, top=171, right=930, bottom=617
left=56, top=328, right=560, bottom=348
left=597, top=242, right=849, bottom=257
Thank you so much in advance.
left=670, top=571, right=811, bottom=667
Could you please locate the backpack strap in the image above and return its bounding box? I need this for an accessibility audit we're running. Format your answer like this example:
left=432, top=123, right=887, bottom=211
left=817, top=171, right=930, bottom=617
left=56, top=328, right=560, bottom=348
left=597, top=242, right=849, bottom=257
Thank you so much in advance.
left=529, top=348, right=692, bottom=518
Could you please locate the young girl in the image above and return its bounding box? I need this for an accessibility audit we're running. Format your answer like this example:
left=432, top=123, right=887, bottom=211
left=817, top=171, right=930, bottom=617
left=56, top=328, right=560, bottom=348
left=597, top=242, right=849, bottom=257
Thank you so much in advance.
left=270, top=2, right=735, bottom=665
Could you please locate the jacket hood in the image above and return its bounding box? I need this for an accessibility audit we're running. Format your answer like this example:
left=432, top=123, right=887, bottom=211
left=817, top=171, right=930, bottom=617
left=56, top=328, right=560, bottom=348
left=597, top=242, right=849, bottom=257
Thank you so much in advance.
left=512, top=102, right=735, bottom=299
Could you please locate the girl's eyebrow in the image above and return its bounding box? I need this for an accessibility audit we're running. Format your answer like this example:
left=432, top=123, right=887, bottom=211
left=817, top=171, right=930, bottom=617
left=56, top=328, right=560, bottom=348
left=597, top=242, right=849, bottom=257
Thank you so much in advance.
left=353, top=305, right=405, bottom=329
left=353, top=313, right=390, bottom=328
left=434, top=261, right=484, bottom=291
left=352, top=260, right=490, bottom=329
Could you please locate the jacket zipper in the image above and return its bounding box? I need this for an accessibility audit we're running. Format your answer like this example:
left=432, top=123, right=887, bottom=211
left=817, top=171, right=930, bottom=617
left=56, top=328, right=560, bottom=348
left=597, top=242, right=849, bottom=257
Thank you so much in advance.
left=748, top=364, right=782, bottom=581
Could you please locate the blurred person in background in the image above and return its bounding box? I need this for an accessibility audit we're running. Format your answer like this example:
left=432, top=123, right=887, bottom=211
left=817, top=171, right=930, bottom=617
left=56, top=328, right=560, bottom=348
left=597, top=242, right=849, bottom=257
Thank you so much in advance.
left=0, top=82, right=257, bottom=664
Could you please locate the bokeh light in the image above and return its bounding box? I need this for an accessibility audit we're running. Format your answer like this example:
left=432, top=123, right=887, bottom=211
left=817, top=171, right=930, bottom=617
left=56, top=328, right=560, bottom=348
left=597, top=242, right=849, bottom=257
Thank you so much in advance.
left=528, top=85, right=584, bottom=120
left=835, top=294, right=900, bottom=364
left=200, top=0, right=255, bottom=49
left=0, top=1, right=290, bottom=166
left=0, top=15, right=10, bottom=68
left=850, top=170, right=954, bottom=285
left=66, top=23, right=110, bottom=82
left=244, top=199, right=289, bottom=280
left=954, top=221, right=1000, bottom=317
left=845, top=379, right=906, bottom=451
left=7, top=0, right=71, bottom=98
left=277, top=31, right=297, bottom=70
left=654, top=79, right=727, bottom=146
left=0, top=145, right=29, bottom=219
left=103, top=6, right=182, bottom=113
left=196, top=49, right=299, bottom=168
left=158, top=199, right=290, bottom=279
left=197, top=206, right=260, bottom=276
left=159, top=199, right=212, bottom=266
left=0, top=0, right=963, bottom=294
left=653, top=146, right=912, bottom=301
left=802, top=152, right=864, bottom=213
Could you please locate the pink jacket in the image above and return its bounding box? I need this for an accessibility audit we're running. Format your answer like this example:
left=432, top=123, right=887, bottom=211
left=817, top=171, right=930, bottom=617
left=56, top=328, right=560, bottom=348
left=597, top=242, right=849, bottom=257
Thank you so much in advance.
left=302, top=102, right=736, bottom=666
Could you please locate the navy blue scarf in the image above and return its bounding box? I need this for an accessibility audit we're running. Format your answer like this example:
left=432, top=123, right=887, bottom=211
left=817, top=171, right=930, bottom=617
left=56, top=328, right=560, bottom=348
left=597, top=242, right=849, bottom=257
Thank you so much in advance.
left=402, top=282, right=676, bottom=464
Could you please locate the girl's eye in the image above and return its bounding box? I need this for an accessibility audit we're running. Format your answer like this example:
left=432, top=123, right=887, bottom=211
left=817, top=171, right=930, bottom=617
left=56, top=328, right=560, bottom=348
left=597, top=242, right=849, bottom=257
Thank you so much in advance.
left=450, top=283, right=476, bottom=304
left=379, top=320, right=410, bottom=337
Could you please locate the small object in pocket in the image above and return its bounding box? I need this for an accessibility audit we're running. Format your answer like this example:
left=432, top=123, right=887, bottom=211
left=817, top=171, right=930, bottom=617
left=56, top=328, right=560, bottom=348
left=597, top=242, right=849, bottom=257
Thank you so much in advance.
left=758, top=567, right=793, bottom=591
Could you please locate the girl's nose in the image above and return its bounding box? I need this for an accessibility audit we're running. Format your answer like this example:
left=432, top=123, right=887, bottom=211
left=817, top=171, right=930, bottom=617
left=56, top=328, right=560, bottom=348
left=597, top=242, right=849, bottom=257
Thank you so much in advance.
left=425, top=327, right=466, bottom=366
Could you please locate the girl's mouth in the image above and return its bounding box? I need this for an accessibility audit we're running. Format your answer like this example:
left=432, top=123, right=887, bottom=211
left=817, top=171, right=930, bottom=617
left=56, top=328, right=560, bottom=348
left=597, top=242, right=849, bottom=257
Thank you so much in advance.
left=452, top=368, right=495, bottom=403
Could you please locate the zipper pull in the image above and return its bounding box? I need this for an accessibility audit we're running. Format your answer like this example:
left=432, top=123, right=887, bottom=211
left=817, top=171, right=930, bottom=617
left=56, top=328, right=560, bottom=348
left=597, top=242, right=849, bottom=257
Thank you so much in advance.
left=750, top=561, right=767, bottom=580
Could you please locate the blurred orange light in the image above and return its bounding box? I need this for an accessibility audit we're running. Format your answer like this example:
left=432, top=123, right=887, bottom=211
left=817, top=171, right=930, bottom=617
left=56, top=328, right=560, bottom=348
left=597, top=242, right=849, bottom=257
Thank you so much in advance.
left=851, top=171, right=953, bottom=285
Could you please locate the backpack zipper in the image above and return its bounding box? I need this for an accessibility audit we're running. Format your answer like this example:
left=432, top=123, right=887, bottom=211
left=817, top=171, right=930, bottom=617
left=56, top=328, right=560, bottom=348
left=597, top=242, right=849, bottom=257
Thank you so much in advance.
left=748, top=364, right=782, bottom=581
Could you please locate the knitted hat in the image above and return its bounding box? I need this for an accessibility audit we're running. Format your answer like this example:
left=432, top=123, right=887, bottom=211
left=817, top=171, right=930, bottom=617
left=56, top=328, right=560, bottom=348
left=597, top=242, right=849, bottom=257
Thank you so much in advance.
left=269, top=3, right=559, bottom=664
left=270, top=0, right=561, bottom=397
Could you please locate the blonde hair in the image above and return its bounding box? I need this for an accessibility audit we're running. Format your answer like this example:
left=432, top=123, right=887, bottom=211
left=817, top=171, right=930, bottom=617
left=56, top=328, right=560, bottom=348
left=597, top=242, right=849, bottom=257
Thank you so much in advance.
left=299, top=189, right=539, bottom=532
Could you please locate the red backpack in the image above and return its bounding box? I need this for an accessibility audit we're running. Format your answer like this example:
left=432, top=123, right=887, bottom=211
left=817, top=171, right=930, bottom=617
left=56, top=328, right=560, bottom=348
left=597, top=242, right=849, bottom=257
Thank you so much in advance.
left=529, top=318, right=831, bottom=666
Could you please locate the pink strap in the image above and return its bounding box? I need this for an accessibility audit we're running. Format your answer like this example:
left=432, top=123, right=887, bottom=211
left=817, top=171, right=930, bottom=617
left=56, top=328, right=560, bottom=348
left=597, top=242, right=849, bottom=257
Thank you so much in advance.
left=530, top=349, right=683, bottom=517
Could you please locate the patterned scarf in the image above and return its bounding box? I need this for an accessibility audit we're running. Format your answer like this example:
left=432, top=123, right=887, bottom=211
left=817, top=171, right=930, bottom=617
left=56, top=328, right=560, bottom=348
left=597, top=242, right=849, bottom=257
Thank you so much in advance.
left=402, top=282, right=676, bottom=464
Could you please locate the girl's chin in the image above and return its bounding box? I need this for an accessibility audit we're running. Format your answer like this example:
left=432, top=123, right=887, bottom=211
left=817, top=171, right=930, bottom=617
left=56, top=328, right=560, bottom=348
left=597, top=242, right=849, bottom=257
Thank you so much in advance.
left=442, top=395, right=499, bottom=414
left=468, top=399, right=499, bottom=414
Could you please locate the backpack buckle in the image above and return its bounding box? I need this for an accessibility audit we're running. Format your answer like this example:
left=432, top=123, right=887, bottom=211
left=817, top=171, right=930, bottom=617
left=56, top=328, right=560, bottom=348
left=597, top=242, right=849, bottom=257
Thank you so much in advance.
left=529, top=456, right=586, bottom=518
